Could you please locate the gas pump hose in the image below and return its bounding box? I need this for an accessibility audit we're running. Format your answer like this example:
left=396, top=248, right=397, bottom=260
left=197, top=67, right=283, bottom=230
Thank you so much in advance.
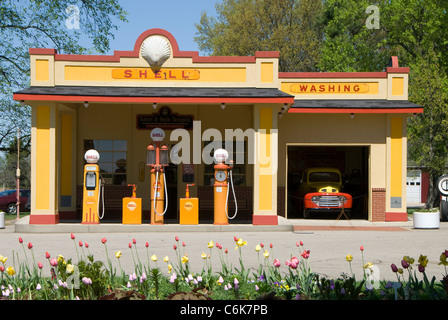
left=154, top=170, right=168, bottom=216
left=225, top=170, right=238, bottom=220
left=97, top=178, right=105, bottom=220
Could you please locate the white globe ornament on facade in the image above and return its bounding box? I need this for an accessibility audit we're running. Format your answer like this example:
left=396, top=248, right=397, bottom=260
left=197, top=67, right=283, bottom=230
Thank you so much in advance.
left=84, top=149, right=100, bottom=164
left=140, top=35, right=171, bottom=68
left=213, top=148, right=229, bottom=164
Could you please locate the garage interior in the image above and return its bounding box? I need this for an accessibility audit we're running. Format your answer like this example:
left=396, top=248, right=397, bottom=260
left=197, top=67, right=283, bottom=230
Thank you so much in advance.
left=286, top=146, right=369, bottom=220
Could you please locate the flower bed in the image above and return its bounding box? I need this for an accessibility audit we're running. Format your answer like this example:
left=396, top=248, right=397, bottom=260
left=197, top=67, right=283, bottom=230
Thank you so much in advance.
left=1, top=234, right=447, bottom=300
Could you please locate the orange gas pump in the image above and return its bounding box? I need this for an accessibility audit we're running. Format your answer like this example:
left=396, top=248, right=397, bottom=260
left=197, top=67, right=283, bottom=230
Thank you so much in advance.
left=213, top=149, right=238, bottom=225
left=82, top=149, right=105, bottom=224
left=147, top=128, right=169, bottom=225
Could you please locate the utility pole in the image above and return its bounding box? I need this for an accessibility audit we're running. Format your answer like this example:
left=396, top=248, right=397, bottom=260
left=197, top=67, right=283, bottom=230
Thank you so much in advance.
left=16, top=128, right=20, bottom=220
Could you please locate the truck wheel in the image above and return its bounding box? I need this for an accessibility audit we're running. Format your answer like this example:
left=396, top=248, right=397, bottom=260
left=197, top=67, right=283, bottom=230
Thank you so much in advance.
left=441, top=200, right=448, bottom=222
left=437, top=175, right=448, bottom=196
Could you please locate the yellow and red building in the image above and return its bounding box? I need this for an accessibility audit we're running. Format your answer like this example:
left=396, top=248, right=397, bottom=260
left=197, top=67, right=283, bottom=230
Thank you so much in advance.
left=13, top=29, right=422, bottom=225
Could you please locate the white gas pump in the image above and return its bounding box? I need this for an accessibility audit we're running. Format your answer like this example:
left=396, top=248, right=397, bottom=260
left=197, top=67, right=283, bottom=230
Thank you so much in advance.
left=82, top=149, right=105, bottom=224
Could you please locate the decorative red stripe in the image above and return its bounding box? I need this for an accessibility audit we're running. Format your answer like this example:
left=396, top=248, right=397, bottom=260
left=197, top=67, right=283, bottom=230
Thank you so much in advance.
left=288, top=107, right=423, bottom=114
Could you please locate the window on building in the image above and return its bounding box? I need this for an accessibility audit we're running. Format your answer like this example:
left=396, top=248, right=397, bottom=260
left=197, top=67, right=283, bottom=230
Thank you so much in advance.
left=203, top=140, right=246, bottom=186
left=84, top=140, right=127, bottom=185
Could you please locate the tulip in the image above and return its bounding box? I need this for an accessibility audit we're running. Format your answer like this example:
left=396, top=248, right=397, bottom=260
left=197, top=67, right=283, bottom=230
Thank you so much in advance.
left=234, top=278, right=239, bottom=285
left=263, top=250, right=270, bottom=258
left=85, top=242, right=89, bottom=248
left=270, top=243, right=273, bottom=248
left=70, top=233, right=75, bottom=240
left=101, top=237, right=107, bottom=244
left=78, top=241, right=83, bottom=247
left=391, top=263, right=398, bottom=273
left=208, top=241, right=214, bottom=248
left=6, top=266, right=15, bottom=276
left=45, top=251, right=51, bottom=259
left=260, top=243, right=264, bottom=248
left=128, top=242, right=132, bottom=248
left=300, top=241, right=304, bottom=246
left=115, top=251, right=122, bottom=259
left=151, top=254, right=158, bottom=262
left=163, top=256, right=169, bottom=263
left=182, top=241, right=186, bottom=247
left=36, top=284, right=41, bottom=291
left=360, top=246, right=364, bottom=251
left=0, top=255, right=7, bottom=263
left=346, top=254, right=353, bottom=262
left=18, top=237, right=23, bottom=243
left=66, top=264, right=74, bottom=274
left=201, top=252, right=207, bottom=259
left=175, top=236, right=179, bottom=242
left=418, top=264, right=425, bottom=273
left=301, top=250, right=310, bottom=259
left=50, top=258, right=58, bottom=267
left=273, top=259, right=281, bottom=267
left=173, top=244, right=177, bottom=250
left=181, top=255, right=189, bottom=264
left=255, top=244, right=261, bottom=252
left=401, top=259, right=409, bottom=269
left=38, top=262, right=43, bottom=269
left=145, top=242, right=149, bottom=248
left=132, top=239, right=136, bottom=244
left=218, top=276, right=224, bottom=284
left=167, top=264, right=173, bottom=273
left=28, top=242, right=33, bottom=249
left=0, top=266, right=4, bottom=272
left=234, top=236, right=238, bottom=242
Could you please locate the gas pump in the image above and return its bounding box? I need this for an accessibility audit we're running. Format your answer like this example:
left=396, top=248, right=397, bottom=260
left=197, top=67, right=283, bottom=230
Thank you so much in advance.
left=82, top=149, right=105, bottom=224
left=147, top=128, right=169, bottom=225
left=213, top=149, right=238, bottom=225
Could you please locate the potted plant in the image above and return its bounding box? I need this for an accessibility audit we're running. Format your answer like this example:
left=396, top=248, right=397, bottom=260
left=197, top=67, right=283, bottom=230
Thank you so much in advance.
left=412, top=208, right=440, bottom=229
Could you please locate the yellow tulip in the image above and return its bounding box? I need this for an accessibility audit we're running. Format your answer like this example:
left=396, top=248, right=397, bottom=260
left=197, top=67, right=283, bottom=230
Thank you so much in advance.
left=346, top=254, right=353, bottom=262
left=151, top=254, right=158, bottom=262
left=363, top=262, right=373, bottom=269
left=115, top=251, right=122, bottom=259
left=0, top=255, right=7, bottom=264
left=66, top=264, right=74, bottom=274
left=163, top=256, right=169, bottom=263
left=6, top=266, right=15, bottom=276
left=167, top=264, right=173, bottom=273
left=207, top=241, right=214, bottom=248
left=181, top=255, right=189, bottom=264
left=201, top=252, right=207, bottom=259
left=263, top=250, right=269, bottom=258
left=255, top=245, right=261, bottom=252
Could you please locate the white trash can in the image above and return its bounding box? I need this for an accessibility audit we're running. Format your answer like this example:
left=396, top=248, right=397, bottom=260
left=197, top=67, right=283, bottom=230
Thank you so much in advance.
left=0, top=212, right=4, bottom=229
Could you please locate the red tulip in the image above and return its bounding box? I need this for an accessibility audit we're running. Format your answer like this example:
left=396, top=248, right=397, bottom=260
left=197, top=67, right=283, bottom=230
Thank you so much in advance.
left=85, top=242, right=89, bottom=248
left=175, top=236, right=179, bottom=242
left=128, top=242, right=132, bottom=248
left=79, top=241, right=83, bottom=247
left=132, top=239, right=136, bottom=244
left=182, top=241, right=185, bottom=247
left=145, top=242, right=149, bottom=248
left=173, top=244, right=177, bottom=250
left=28, top=242, right=33, bottom=249
left=70, top=233, right=75, bottom=240
left=401, top=260, right=409, bottom=269
left=0, top=266, right=4, bottom=272
left=234, top=236, right=238, bottom=242
left=391, top=263, right=398, bottom=273
left=360, top=246, right=364, bottom=251
left=270, top=243, right=273, bottom=249
left=301, top=250, right=310, bottom=259
left=101, top=237, right=107, bottom=244
left=225, top=248, right=228, bottom=254
left=300, top=241, right=304, bottom=246
left=38, top=262, right=43, bottom=269
left=260, top=243, right=264, bottom=248
left=418, top=264, right=425, bottom=273
left=18, top=237, right=23, bottom=243
left=296, top=242, right=300, bottom=247
left=45, top=251, right=50, bottom=259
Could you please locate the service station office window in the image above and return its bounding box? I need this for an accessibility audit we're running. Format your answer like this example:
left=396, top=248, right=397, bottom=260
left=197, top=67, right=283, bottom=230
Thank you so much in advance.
left=204, top=141, right=246, bottom=186
left=84, top=140, right=127, bottom=185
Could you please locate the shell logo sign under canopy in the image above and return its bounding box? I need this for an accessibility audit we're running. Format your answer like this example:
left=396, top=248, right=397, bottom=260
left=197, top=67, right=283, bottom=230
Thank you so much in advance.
left=112, top=68, right=200, bottom=80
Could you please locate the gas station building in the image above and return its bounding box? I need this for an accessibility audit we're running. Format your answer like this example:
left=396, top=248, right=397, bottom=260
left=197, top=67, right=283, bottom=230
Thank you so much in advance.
left=13, top=29, right=423, bottom=225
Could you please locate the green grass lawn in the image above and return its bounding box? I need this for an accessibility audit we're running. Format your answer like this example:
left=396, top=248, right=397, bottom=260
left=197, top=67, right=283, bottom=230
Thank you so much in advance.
left=3, top=212, right=30, bottom=221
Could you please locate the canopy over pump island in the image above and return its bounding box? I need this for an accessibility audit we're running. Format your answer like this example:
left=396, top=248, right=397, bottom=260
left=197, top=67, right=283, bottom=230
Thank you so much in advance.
left=13, top=29, right=423, bottom=226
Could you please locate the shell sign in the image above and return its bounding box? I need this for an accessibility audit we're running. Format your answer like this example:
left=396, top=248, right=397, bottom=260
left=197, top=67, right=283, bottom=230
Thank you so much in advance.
left=112, top=68, right=200, bottom=80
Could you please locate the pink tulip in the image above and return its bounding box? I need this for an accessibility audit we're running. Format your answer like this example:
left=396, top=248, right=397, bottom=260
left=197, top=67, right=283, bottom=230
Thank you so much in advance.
left=50, top=258, right=58, bottom=267
left=175, top=236, right=179, bottom=242
left=132, top=239, right=136, bottom=244
left=85, top=242, right=89, bottom=248
left=173, top=244, right=177, bottom=250
left=101, top=237, right=107, bottom=244
left=300, top=241, right=304, bottom=246
left=45, top=251, right=50, bottom=259
left=234, top=236, right=238, bottom=242
left=28, top=242, right=33, bottom=249
left=360, top=245, right=364, bottom=251
left=182, top=241, right=185, bottom=247
left=273, top=259, right=281, bottom=267
left=0, top=266, right=4, bottom=272
left=301, top=250, right=310, bottom=259
left=129, top=242, right=132, bottom=248
left=38, top=262, right=43, bottom=269
left=70, top=233, right=75, bottom=240
left=18, top=237, right=23, bottom=243
left=79, top=241, right=83, bottom=247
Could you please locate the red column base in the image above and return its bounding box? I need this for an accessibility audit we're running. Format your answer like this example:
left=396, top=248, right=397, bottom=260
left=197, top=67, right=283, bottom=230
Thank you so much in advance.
left=29, top=214, right=59, bottom=225
left=252, top=215, right=278, bottom=225
left=385, top=212, right=408, bottom=222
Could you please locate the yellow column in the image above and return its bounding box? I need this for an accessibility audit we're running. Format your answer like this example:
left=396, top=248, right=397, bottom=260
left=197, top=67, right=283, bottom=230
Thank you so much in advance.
left=30, top=104, right=58, bottom=224
left=253, top=106, right=278, bottom=225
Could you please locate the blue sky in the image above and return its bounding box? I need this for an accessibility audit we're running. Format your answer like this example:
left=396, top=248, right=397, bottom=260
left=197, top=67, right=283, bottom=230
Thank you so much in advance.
left=105, top=0, right=219, bottom=55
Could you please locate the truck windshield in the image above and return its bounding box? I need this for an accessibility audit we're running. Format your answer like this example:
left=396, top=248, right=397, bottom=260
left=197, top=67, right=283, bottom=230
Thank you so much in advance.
left=308, top=172, right=340, bottom=183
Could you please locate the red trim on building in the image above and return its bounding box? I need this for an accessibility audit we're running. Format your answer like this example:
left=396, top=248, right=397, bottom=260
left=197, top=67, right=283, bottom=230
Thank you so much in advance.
left=30, top=29, right=279, bottom=64
left=13, top=93, right=294, bottom=105
left=29, top=214, right=59, bottom=224
left=387, top=67, right=410, bottom=73
left=279, top=72, right=388, bottom=79
left=385, top=212, right=408, bottom=222
left=252, top=215, right=278, bottom=225
left=288, top=107, right=423, bottom=114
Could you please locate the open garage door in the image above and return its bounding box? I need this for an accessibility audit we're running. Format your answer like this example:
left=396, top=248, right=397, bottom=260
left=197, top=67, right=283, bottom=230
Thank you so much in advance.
left=287, top=146, right=369, bottom=220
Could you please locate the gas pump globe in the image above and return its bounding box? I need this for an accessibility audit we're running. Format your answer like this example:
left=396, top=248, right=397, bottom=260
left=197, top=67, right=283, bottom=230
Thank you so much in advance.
left=147, top=128, right=169, bottom=224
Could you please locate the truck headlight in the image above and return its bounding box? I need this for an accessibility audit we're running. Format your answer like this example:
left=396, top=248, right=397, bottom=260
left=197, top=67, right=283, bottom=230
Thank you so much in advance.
left=311, top=196, right=320, bottom=205
left=338, top=196, right=347, bottom=205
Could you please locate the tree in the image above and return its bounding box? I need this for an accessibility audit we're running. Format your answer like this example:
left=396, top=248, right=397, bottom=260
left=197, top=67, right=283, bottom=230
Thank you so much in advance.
left=194, top=0, right=324, bottom=72
left=0, top=0, right=128, bottom=153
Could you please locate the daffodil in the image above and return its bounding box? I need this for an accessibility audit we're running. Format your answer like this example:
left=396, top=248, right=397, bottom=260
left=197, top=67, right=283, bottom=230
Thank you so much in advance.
left=0, top=255, right=7, bottom=264
left=346, top=254, right=353, bottom=262
left=363, top=262, right=373, bottom=269
left=6, top=266, right=15, bottom=276
left=57, top=254, right=66, bottom=265
left=115, top=251, right=122, bottom=259
left=66, top=264, right=74, bottom=274
left=207, top=241, right=214, bottom=248
left=151, top=254, right=158, bottom=262
left=181, top=255, right=189, bottom=264
left=403, top=256, right=414, bottom=265
left=235, top=238, right=247, bottom=249
left=418, top=254, right=428, bottom=268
